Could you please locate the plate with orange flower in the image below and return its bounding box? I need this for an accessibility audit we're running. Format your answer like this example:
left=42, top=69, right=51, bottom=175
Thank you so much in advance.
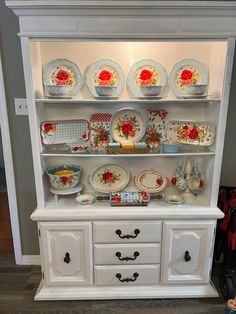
left=134, top=169, right=167, bottom=193
left=86, top=59, right=125, bottom=98
left=89, top=163, right=130, bottom=193
left=110, top=108, right=147, bottom=144
left=169, top=59, right=208, bottom=98
left=43, top=58, right=83, bottom=96
left=127, top=59, right=167, bottom=98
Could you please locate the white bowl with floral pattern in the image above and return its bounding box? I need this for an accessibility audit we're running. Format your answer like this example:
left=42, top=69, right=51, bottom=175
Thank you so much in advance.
left=46, top=165, right=81, bottom=190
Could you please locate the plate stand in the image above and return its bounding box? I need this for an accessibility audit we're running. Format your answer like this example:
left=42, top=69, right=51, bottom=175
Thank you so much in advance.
left=50, top=184, right=84, bottom=202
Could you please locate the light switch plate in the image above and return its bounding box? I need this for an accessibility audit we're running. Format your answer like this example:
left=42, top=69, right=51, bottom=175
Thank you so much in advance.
left=15, top=98, right=28, bottom=115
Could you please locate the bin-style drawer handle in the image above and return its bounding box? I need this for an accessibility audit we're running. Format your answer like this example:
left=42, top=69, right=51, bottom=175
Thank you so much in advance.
left=184, top=250, right=191, bottom=262
left=115, top=228, right=140, bottom=239
left=64, top=252, right=71, bottom=264
left=116, top=272, right=139, bottom=282
left=115, top=251, right=140, bottom=261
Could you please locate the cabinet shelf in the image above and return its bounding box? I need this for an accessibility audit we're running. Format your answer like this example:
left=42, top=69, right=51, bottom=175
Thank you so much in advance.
left=36, top=97, right=221, bottom=105
left=41, top=148, right=215, bottom=158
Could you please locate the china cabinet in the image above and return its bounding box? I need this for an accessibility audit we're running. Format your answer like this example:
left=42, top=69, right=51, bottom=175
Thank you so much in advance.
left=6, top=0, right=236, bottom=300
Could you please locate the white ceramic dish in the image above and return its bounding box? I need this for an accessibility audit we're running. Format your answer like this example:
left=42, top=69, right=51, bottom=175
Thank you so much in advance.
left=183, top=84, right=207, bottom=96
left=43, top=58, right=83, bottom=96
left=89, top=163, right=130, bottom=193
left=67, top=141, right=89, bottom=153
left=76, top=194, right=95, bottom=205
left=127, top=59, right=167, bottom=98
left=164, top=194, right=185, bottom=205
left=86, top=59, right=124, bottom=98
left=169, top=58, right=208, bottom=98
left=110, top=108, right=146, bottom=144
left=134, top=169, right=167, bottom=193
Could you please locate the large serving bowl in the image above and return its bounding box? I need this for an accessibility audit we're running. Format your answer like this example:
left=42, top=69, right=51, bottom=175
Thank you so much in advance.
left=46, top=85, right=71, bottom=97
left=46, top=165, right=81, bottom=190
left=183, top=84, right=207, bottom=96
left=140, top=85, right=163, bottom=97
left=95, top=86, right=117, bottom=97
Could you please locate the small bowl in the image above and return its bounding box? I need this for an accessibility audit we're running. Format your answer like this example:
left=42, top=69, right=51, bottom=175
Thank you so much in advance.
left=162, top=141, right=181, bottom=153
left=67, top=142, right=89, bottom=154
left=46, top=165, right=81, bottom=190
left=164, top=194, right=185, bottom=205
left=76, top=194, right=95, bottom=205
left=95, top=86, right=117, bottom=97
left=183, top=84, right=207, bottom=96
left=46, top=85, right=71, bottom=97
left=140, top=85, right=163, bottom=97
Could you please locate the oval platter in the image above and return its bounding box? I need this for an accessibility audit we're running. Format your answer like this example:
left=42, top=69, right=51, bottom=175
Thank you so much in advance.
left=134, top=169, right=167, bottom=193
left=90, top=163, right=130, bottom=194
left=127, top=59, right=167, bottom=98
left=85, top=59, right=125, bottom=98
left=43, top=58, right=83, bottom=96
left=169, top=58, right=208, bottom=98
left=110, top=108, right=147, bottom=144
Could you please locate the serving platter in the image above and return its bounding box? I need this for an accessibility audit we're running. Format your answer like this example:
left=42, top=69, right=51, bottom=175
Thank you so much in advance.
left=86, top=59, right=125, bottom=98
left=89, top=113, right=112, bottom=149
left=134, top=169, right=167, bottom=193
left=89, top=163, right=130, bottom=194
left=167, top=120, right=215, bottom=146
left=127, top=59, right=167, bottom=98
left=169, top=58, right=208, bottom=98
left=41, top=119, right=89, bottom=145
left=43, top=58, right=83, bottom=96
left=110, top=108, right=146, bottom=144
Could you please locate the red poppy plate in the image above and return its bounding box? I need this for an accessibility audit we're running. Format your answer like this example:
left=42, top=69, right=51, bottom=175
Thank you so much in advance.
left=169, top=59, right=208, bottom=98
left=41, top=119, right=89, bottom=145
left=89, top=163, right=130, bottom=193
left=134, top=169, right=167, bottom=193
left=89, top=113, right=112, bottom=149
left=167, top=120, right=215, bottom=146
left=43, top=58, right=83, bottom=96
left=110, top=108, right=147, bottom=144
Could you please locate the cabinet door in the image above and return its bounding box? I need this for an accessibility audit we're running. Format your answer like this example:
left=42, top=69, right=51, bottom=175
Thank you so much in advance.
left=162, top=221, right=215, bottom=284
left=39, top=222, right=93, bottom=286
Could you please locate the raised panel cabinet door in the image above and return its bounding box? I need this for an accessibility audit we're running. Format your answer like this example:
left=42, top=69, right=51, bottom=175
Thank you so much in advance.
left=162, top=220, right=215, bottom=284
left=39, top=222, right=93, bottom=286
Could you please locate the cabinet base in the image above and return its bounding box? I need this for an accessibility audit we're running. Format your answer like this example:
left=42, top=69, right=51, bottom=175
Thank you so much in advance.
left=35, top=280, right=219, bottom=300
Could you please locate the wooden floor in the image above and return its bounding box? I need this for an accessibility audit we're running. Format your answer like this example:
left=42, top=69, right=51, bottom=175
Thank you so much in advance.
left=0, top=191, right=13, bottom=254
left=0, top=255, right=231, bottom=314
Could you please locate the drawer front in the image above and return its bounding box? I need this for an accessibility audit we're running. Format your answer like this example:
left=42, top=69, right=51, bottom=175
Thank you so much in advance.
left=93, top=221, right=162, bottom=243
left=94, top=243, right=161, bottom=265
left=95, top=265, right=160, bottom=286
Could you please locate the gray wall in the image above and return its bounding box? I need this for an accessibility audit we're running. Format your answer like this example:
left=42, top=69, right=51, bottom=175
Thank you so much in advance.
left=0, top=2, right=38, bottom=254
left=0, top=2, right=236, bottom=255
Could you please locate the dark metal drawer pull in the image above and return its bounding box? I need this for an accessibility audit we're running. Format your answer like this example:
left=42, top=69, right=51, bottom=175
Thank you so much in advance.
left=64, top=252, right=71, bottom=264
left=115, top=251, right=140, bottom=261
left=116, top=272, right=139, bottom=282
left=115, top=229, right=140, bottom=239
left=184, top=250, right=191, bottom=262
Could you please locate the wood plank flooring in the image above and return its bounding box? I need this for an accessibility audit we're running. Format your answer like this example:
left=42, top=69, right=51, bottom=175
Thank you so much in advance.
left=0, top=255, right=231, bottom=314
left=0, top=191, right=13, bottom=254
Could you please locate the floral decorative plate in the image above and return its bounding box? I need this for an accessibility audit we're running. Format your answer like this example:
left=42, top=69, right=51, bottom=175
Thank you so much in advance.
left=110, top=109, right=146, bottom=144
left=145, top=108, right=168, bottom=148
left=86, top=59, right=125, bottom=98
left=89, top=163, right=130, bottom=193
left=127, top=59, right=167, bottom=98
left=169, top=59, right=208, bottom=98
left=43, top=58, right=83, bottom=96
left=167, top=120, right=215, bottom=146
left=134, top=169, right=167, bottom=193
left=89, top=113, right=112, bottom=149
left=41, top=119, right=89, bottom=145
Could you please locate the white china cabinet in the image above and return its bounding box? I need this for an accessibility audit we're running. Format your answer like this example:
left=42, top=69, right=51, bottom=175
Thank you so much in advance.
left=6, top=0, right=236, bottom=300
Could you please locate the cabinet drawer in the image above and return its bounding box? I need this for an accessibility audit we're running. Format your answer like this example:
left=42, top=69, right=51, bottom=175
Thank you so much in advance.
left=95, top=265, right=160, bottom=286
left=93, top=221, right=162, bottom=243
left=94, top=243, right=161, bottom=265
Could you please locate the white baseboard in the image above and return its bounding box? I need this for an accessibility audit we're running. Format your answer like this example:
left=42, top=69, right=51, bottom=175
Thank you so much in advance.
left=21, top=255, right=40, bottom=265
